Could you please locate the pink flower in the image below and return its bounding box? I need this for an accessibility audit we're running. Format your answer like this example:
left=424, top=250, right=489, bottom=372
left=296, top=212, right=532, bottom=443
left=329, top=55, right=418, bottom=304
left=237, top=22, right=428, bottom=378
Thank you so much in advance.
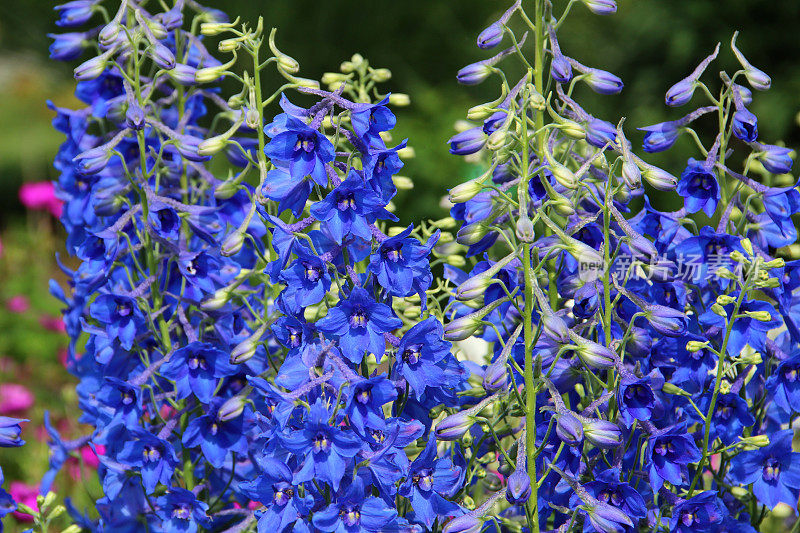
left=39, top=315, right=66, bottom=333
left=18, top=182, right=63, bottom=218
left=6, top=295, right=29, bottom=314
left=9, top=482, right=38, bottom=522
left=0, top=384, right=34, bottom=414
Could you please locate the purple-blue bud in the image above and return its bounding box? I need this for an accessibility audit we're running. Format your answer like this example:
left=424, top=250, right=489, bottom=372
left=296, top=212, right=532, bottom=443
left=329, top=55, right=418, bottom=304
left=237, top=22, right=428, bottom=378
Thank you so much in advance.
left=645, top=305, right=688, bottom=337
left=48, top=32, right=88, bottom=61
left=168, top=64, right=200, bottom=86
left=582, top=419, right=623, bottom=448
left=506, top=469, right=532, bottom=504
left=443, top=515, right=483, bottom=533
left=585, top=118, right=616, bottom=149
left=435, top=410, right=475, bottom=440
left=584, top=68, right=623, bottom=95
left=125, top=102, right=146, bottom=130
left=757, top=143, right=794, bottom=174
left=556, top=412, right=584, bottom=445
left=74, top=146, right=113, bottom=175
left=175, top=135, right=212, bottom=162
left=457, top=61, right=493, bottom=85
left=639, top=122, right=680, bottom=153
left=477, top=22, right=504, bottom=49
left=482, top=360, right=508, bottom=392
left=573, top=337, right=617, bottom=369
left=448, top=127, right=487, bottom=155
left=551, top=56, right=573, bottom=83
left=665, top=79, right=695, bottom=107
left=54, top=0, right=96, bottom=28
left=581, top=0, right=617, bottom=15
left=732, top=108, right=758, bottom=143
left=74, top=51, right=111, bottom=81
left=150, top=42, right=176, bottom=70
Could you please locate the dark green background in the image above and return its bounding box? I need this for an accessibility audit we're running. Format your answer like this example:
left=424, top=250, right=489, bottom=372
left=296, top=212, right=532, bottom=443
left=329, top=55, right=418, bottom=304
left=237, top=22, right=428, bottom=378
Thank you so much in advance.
left=1, top=0, right=798, bottom=223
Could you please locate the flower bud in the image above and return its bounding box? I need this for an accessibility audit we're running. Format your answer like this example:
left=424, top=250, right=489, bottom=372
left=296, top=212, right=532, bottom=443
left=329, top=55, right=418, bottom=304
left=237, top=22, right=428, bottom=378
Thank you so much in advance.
left=447, top=255, right=467, bottom=268
left=483, top=361, right=508, bottom=392
left=556, top=119, right=586, bottom=140
left=449, top=179, right=485, bottom=203
left=661, top=382, right=691, bottom=397
left=388, top=93, right=411, bottom=106
left=622, top=160, right=642, bottom=190
left=582, top=419, right=622, bottom=448
left=506, top=469, right=532, bottom=504
left=200, top=20, right=239, bottom=36
left=640, top=163, right=678, bottom=191
left=665, top=79, right=695, bottom=107
left=556, top=412, right=584, bottom=445
left=644, top=305, right=688, bottom=337
left=98, top=21, right=123, bottom=48
left=581, top=0, right=617, bottom=15
left=745, top=310, right=773, bottom=322
left=477, top=21, right=504, bottom=49
left=443, top=515, right=483, bottom=533
left=467, top=104, right=497, bottom=121
left=219, top=38, right=241, bottom=52
left=197, top=135, right=229, bottom=156
left=716, top=294, right=736, bottom=306
left=573, top=338, right=616, bottom=369
left=201, top=287, right=233, bottom=310
left=230, top=336, right=257, bottom=364
left=221, top=230, right=245, bottom=256
left=486, top=128, right=508, bottom=151
left=458, top=61, right=492, bottom=85
left=74, top=51, right=111, bottom=81
left=550, top=162, right=578, bottom=189
left=218, top=395, right=247, bottom=421
left=740, top=434, right=770, bottom=448
left=516, top=216, right=535, bottom=243
left=685, top=340, right=708, bottom=352
left=456, top=221, right=489, bottom=246
left=543, top=313, right=569, bottom=344
left=392, top=175, right=414, bottom=190
left=371, top=68, right=392, bottom=82
left=435, top=411, right=475, bottom=440
left=195, top=65, right=228, bottom=83
left=432, top=217, right=457, bottom=230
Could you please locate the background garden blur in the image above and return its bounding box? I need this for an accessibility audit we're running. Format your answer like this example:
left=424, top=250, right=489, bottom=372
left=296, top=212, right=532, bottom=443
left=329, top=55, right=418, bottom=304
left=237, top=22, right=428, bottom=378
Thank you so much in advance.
left=0, top=0, right=799, bottom=529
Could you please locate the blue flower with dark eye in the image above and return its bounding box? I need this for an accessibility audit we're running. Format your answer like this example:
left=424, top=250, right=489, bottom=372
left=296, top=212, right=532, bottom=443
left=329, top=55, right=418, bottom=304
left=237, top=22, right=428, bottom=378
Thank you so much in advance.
left=730, top=429, right=800, bottom=509
left=310, top=170, right=397, bottom=245
left=281, top=399, right=363, bottom=491
left=646, top=425, right=702, bottom=490
left=352, top=97, right=396, bottom=144
left=95, top=377, right=141, bottom=426
left=260, top=164, right=314, bottom=217
left=177, top=250, right=220, bottom=296
left=677, top=158, right=720, bottom=217
left=569, top=468, right=646, bottom=533
left=362, top=141, right=406, bottom=203
left=669, top=492, right=726, bottom=533
left=399, top=434, right=463, bottom=528
left=117, top=428, right=179, bottom=494
left=369, top=226, right=438, bottom=302
left=312, top=477, right=400, bottom=532
left=155, top=488, right=210, bottom=533
left=395, top=317, right=459, bottom=400
left=317, top=287, right=402, bottom=363
left=618, top=376, right=656, bottom=427
left=698, top=392, right=754, bottom=446
left=346, top=376, right=397, bottom=434
left=699, top=293, right=781, bottom=356
left=147, top=201, right=181, bottom=242
left=88, top=294, right=143, bottom=350
left=239, top=457, right=313, bottom=532
left=767, top=351, right=800, bottom=414
left=160, top=342, right=238, bottom=403
left=264, top=113, right=335, bottom=186
left=182, top=397, right=249, bottom=468
left=278, top=246, right=332, bottom=313
left=271, top=311, right=315, bottom=355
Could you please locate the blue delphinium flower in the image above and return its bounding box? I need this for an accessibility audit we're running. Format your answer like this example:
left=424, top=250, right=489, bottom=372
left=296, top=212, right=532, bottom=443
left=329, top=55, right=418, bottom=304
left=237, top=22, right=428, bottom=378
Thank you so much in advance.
left=369, top=226, right=438, bottom=301
left=278, top=246, right=332, bottom=313
left=182, top=397, right=249, bottom=468
left=569, top=468, right=646, bottom=532
left=646, top=425, right=701, bottom=490
left=618, top=375, right=656, bottom=427
left=394, top=316, right=460, bottom=400
left=669, top=492, right=726, bottom=533
left=767, top=351, right=800, bottom=413
left=281, top=399, right=363, bottom=491
left=88, top=293, right=143, bottom=350
left=399, top=435, right=463, bottom=528
left=155, top=488, right=210, bottom=533
left=730, top=429, right=800, bottom=509
left=117, top=428, right=179, bottom=494
left=346, top=376, right=397, bottom=434
left=351, top=97, right=396, bottom=145
left=263, top=113, right=335, bottom=186
left=312, top=477, right=400, bottom=532
left=0, top=417, right=26, bottom=448
left=317, top=287, right=402, bottom=363
left=310, top=170, right=397, bottom=245
left=677, top=158, right=720, bottom=217
left=160, top=341, right=238, bottom=403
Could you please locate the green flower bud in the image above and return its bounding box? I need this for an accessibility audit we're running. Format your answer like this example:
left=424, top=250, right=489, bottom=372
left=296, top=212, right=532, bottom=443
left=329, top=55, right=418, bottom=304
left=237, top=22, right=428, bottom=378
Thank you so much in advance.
left=388, top=93, right=411, bottom=106
left=371, top=68, right=392, bottom=82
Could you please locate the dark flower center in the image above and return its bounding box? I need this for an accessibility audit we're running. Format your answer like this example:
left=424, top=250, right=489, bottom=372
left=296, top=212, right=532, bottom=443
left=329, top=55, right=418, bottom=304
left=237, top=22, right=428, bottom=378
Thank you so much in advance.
left=313, top=431, right=331, bottom=453
left=336, top=193, right=357, bottom=211
left=784, top=367, right=798, bottom=383
left=288, top=328, right=303, bottom=348
left=413, top=468, right=434, bottom=491
left=763, top=457, right=781, bottom=481
left=172, top=503, right=191, bottom=520
left=382, top=244, right=403, bottom=263
left=303, top=262, right=321, bottom=282
left=349, top=307, right=368, bottom=328
left=340, top=505, right=361, bottom=526
left=356, top=388, right=371, bottom=404
left=273, top=486, right=293, bottom=506
left=295, top=133, right=316, bottom=153
left=402, top=344, right=423, bottom=365
left=116, top=301, right=132, bottom=317
left=188, top=356, right=208, bottom=371
left=143, top=445, right=161, bottom=462
left=654, top=440, right=675, bottom=456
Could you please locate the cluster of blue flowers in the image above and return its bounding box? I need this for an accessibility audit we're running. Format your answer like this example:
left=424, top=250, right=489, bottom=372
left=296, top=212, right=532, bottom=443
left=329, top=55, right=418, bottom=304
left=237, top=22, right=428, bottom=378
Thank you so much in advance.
left=42, top=0, right=800, bottom=532
left=440, top=0, right=800, bottom=531
left=46, top=1, right=477, bottom=531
